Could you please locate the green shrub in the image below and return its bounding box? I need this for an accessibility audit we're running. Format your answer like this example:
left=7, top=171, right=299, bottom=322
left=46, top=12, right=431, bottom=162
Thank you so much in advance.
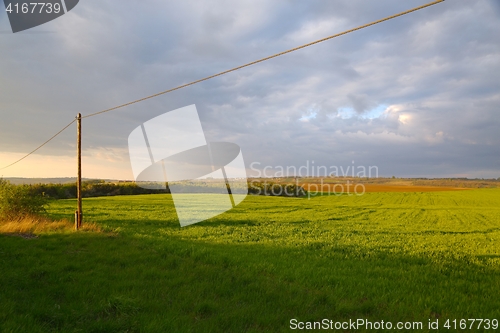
left=0, top=179, right=48, bottom=220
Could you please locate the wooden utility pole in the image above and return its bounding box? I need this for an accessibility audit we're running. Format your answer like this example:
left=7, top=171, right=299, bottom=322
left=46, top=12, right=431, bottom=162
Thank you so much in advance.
left=75, top=113, right=82, bottom=230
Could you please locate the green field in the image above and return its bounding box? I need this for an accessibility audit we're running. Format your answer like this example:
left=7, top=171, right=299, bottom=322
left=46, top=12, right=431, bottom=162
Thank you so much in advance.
left=1, top=189, right=500, bottom=332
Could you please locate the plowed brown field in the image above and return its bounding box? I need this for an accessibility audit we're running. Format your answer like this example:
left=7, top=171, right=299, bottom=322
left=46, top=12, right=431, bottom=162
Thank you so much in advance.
left=301, top=183, right=469, bottom=193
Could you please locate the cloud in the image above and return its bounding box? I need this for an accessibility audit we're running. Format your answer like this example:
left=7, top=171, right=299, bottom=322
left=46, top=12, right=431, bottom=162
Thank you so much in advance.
left=0, top=0, right=499, bottom=179
left=347, top=94, right=375, bottom=114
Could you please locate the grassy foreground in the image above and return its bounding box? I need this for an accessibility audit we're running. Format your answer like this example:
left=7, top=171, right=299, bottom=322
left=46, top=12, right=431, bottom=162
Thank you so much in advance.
left=1, top=189, right=499, bottom=332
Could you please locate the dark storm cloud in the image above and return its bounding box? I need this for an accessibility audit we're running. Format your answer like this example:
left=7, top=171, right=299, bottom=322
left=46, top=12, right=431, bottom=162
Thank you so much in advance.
left=0, top=0, right=499, bottom=178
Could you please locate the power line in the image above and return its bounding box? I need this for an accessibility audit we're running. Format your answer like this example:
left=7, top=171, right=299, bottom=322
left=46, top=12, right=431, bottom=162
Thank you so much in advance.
left=0, top=119, right=76, bottom=170
left=82, top=0, right=445, bottom=119
left=1, top=0, right=445, bottom=171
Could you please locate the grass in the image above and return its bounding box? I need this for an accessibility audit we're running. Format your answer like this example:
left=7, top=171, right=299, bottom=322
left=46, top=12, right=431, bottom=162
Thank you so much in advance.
left=1, top=189, right=499, bottom=332
left=0, top=215, right=104, bottom=235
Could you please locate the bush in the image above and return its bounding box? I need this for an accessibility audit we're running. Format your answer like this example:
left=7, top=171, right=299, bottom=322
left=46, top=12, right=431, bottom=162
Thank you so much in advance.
left=0, top=179, right=48, bottom=220
left=29, top=181, right=168, bottom=199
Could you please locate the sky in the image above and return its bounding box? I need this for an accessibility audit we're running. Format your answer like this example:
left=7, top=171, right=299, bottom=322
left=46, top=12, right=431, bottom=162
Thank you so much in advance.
left=0, top=0, right=499, bottom=180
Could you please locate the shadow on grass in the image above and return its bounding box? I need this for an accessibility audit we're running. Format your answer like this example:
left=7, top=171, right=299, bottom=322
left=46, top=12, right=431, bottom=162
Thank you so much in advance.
left=1, top=227, right=499, bottom=333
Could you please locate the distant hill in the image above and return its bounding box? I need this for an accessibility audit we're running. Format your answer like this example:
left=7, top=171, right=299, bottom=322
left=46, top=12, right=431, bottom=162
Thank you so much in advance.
left=3, top=178, right=121, bottom=185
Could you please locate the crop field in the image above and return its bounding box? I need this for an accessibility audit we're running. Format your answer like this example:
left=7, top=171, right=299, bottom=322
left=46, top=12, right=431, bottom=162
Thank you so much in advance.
left=1, top=189, right=500, bottom=332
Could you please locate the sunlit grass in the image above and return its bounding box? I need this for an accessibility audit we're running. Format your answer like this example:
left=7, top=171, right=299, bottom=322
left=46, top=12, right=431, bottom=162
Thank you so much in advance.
left=0, top=214, right=106, bottom=235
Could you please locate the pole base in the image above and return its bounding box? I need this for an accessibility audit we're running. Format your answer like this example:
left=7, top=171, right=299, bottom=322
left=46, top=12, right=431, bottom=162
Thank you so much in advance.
left=74, top=210, right=79, bottom=230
